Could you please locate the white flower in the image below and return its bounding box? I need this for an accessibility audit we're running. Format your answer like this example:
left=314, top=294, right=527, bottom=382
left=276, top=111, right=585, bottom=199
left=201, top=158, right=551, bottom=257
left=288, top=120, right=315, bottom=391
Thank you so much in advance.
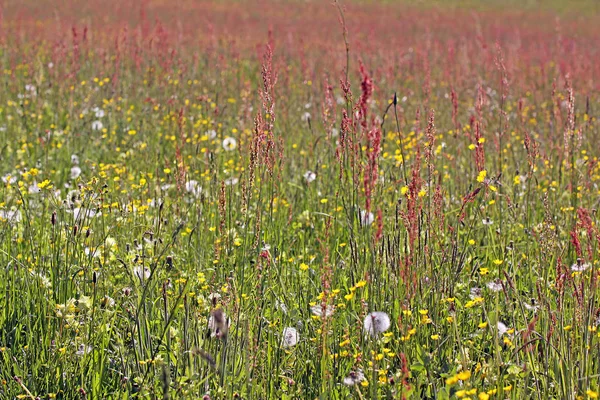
left=469, top=287, right=482, bottom=299
left=275, top=299, right=288, bottom=314
left=359, top=210, right=374, bottom=226
left=224, top=177, right=239, bottom=186
left=71, top=154, right=80, bottom=165
left=25, top=84, right=36, bottom=94
left=303, top=170, right=316, bottom=183
left=524, top=302, right=539, bottom=312
left=571, top=262, right=590, bottom=272
left=70, top=166, right=82, bottom=180
left=133, top=266, right=151, bottom=281
left=486, top=281, right=503, bottom=292
left=92, top=107, right=105, bottom=118
left=70, top=207, right=100, bottom=220
left=281, top=327, right=299, bottom=348
left=28, top=182, right=41, bottom=194
left=222, top=137, right=237, bottom=151
left=185, top=180, right=202, bottom=197
left=363, top=311, right=391, bottom=336
left=343, top=370, right=365, bottom=386
left=2, top=174, right=16, bottom=184
left=497, top=321, right=509, bottom=337
left=310, top=304, right=334, bottom=318
left=301, top=112, right=311, bottom=122
left=206, top=129, right=217, bottom=139
left=91, top=120, right=103, bottom=131
left=482, top=218, right=493, bottom=225
left=75, top=344, right=92, bottom=356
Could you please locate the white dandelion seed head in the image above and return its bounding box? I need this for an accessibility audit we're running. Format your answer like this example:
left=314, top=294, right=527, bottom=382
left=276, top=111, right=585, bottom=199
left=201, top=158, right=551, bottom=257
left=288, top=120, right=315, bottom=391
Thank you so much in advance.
left=524, top=302, right=539, bottom=312
left=2, top=173, right=16, bottom=184
left=310, top=304, right=334, bottom=318
left=343, top=369, right=365, bottom=386
left=70, top=166, right=82, bottom=180
left=359, top=210, right=375, bottom=227
left=71, top=154, right=80, bottom=165
left=281, top=327, right=299, bottom=348
left=303, top=170, right=316, bottom=183
left=75, top=344, right=92, bottom=356
left=224, top=177, right=239, bottom=186
left=92, top=107, right=105, bottom=118
left=206, top=129, right=217, bottom=139
left=91, top=120, right=103, bottom=131
left=486, top=281, right=503, bottom=292
left=185, top=180, right=202, bottom=197
left=133, top=266, right=151, bottom=281
left=497, top=321, right=509, bottom=337
left=0, top=209, right=21, bottom=223
left=222, top=137, right=237, bottom=151
left=469, top=287, right=482, bottom=299
left=363, top=311, right=391, bottom=336
left=571, top=262, right=590, bottom=272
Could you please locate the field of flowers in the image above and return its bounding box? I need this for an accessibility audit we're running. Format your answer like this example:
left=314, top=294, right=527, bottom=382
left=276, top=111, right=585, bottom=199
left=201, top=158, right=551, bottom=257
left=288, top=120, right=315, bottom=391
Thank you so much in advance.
left=1, top=0, right=600, bottom=398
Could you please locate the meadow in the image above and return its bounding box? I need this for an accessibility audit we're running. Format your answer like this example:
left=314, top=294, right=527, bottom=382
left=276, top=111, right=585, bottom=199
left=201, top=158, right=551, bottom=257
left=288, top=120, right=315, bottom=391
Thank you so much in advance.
left=1, top=0, right=600, bottom=398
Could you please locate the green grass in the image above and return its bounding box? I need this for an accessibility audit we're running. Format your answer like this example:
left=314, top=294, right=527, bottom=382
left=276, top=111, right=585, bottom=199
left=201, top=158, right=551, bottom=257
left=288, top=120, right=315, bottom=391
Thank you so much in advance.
left=1, top=0, right=600, bottom=399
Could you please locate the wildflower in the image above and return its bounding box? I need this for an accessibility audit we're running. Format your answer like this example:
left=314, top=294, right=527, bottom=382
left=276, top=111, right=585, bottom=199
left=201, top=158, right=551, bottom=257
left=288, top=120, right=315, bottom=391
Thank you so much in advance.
left=185, top=180, right=202, bottom=197
left=133, top=266, right=151, bottom=281
left=91, top=121, right=103, bottom=131
left=303, top=170, right=316, bottom=183
left=70, top=166, right=82, bottom=180
left=301, top=112, right=311, bottom=122
left=343, top=370, right=365, bottom=386
left=359, top=210, right=374, bottom=226
left=587, top=389, right=599, bottom=399
left=486, top=281, right=502, bottom=292
left=206, top=129, right=217, bottom=139
left=75, top=344, right=92, bottom=356
left=482, top=217, right=493, bottom=225
left=497, top=321, right=509, bottom=336
left=1, top=174, right=16, bottom=184
left=476, top=170, right=487, bottom=183
left=524, top=302, right=539, bottom=312
left=281, top=327, right=299, bottom=348
left=0, top=209, right=21, bottom=223
left=224, top=177, right=239, bottom=186
left=92, top=107, right=105, bottom=118
left=571, top=261, right=590, bottom=272
left=363, top=312, right=391, bottom=336
left=311, top=304, right=334, bottom=318
left=469, top=287, right=482, bottom=299
left=222, top=137, right=237, bottom=151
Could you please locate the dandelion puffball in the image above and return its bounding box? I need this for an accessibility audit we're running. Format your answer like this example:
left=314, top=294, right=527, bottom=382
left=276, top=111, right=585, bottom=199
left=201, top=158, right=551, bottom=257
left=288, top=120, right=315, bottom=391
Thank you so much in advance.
left=222, top=137, right=237, bottom=151
left=343, top=370, right=365, bottom=386
left=363, top=311, right=391, bottom=336
left=281, top=327, right=299, bottom=348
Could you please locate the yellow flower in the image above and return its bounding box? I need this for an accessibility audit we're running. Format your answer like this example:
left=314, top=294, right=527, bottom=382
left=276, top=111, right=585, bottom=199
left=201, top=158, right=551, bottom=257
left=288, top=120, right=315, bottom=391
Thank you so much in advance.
left=400, top=186, right=409, bottom=195
left=431, top=334, right=440, bottom=340
left=587, top=389, right=599, bottom=399
left=478, top=393, right=490, bottom=400
left=299, top=263, right=309, bottom=271
left=478, top=321, right=488, bottom=329
left=476, top=170, right=487, bottom=183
